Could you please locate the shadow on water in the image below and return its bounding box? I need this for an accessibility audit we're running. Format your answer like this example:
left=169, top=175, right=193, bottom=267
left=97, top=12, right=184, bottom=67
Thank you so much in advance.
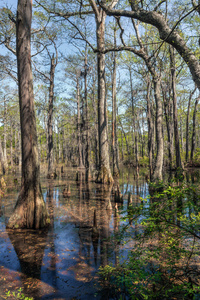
left=7, top=229, right=49, bottom=299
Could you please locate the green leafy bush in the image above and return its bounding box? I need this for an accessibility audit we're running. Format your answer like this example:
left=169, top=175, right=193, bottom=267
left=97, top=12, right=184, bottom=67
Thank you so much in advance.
left=193, top=148, right=200, bottom=166
left=139, top=156, right=149, bottom=167
left=99, top=182, right=200, bottom=299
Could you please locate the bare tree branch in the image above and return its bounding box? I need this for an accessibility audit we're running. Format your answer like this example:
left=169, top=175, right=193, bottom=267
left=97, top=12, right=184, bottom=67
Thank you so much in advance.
left=67, top=18, right=96, bottom=51
left=32, top=60, right=50, bottom=82
left=154, top=0, right=166, bottom=11
left=99, top=1, right=200, bottom=90
left=35, top=0, right=93, bottom=19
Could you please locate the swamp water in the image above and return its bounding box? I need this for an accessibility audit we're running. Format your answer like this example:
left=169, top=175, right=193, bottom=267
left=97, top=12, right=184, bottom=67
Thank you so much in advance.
left=0, top=168, right=149, bottom=300
left=1, top=168, right=200, bottom=300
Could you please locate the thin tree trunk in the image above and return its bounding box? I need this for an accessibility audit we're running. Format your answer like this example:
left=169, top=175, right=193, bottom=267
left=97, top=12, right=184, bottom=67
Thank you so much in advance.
left=129, top=67, right=139, bottom=171
left=7, top=0, right=49, bottom=229
left=17, top=123, right=21, bottom=168
left=169, top=46, right=182, bottom=171
left=186, top=88, right=196, bottom=162
left=191, top=95, right=199, bottom=161
left=146, top=77, right=153, bottom=180
left=91, top=74, right=99, bottom=170
left=57, top=120, right=61, bottom=163
left=131, top=20, right=163, bottom=181
left=47, top=55, right=56, bottom=178
left=135, top=117, right=139, bottom=175
left=3, top=97, right=8, bottom=171
left=77, top=72, right=84, bottom=169
left=38, top=133, right=41, bottom=163
left=121, top=129, right=124, bottom=161
left=162, top=86, right=173, bottom=170
left=118, top=116, right=131, bottom=157
left=112, top=25, right=119, bottom=177
left=84, top=45, right=90, bottom=181
left=0, top=139, right=6, bottom=175
left=152, top=76, right=164, bottom=182
left=10, top=119, right=13, bottom=167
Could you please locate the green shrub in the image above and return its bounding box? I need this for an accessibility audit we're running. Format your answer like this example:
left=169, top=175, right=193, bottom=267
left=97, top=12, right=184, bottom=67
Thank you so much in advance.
left=139, top=156, right=149, bottom=167
left=99, top=182, right=200, bottom=299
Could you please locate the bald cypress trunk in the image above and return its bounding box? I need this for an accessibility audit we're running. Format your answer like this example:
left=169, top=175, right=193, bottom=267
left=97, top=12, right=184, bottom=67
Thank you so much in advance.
left=84, top=46, right=91, bottom=181
left=152, top=76, right=163, bottom=182
left=146, top=78, right=154, bottom=180
left=47, top=55, right=56, bottom=178
left=90, top=2, right=113, bottom=184
left=191, top=96, right=199, bottom=161
left=169, top=46, right=182, bottom=172
left=76, top=72, right=84, bottom=169
left=0, top=139, right=6, bottom=175
left=7, top=0, right=49, bottom=229
left=3, top=97, right=8, bottom=171
left=112, top=26, right=119, bottom=177
left=163, top=87, right=173, bottom=170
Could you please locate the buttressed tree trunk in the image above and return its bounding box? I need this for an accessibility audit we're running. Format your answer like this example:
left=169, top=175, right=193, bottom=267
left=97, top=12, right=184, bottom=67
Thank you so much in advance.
left=7, top=0, right=49, bottom=229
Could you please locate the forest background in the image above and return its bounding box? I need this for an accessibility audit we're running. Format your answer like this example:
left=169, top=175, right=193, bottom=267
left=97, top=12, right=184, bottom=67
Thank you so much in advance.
left=0, top=0, right=200, bottom=184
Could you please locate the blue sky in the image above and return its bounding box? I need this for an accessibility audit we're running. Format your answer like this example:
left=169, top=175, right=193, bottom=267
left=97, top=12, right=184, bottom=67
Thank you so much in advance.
left=2, top=0, right=17, bottom=9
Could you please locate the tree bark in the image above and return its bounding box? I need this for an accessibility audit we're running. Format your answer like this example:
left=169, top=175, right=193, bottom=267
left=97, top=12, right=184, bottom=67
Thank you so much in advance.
left=0, top=139, right=6, bottom=175
left=169, top=46, right=182, bottom=171
left=3, top=97, right=8, bottom=171
left=112, top=25, right=119, bottom=177
left=162, top=85, right=174, bottom=170
left=118, top=116, right=131, bottom=157
left=186, top=88, right=196, bottom=162
left=129, top=67, right=139, bottom=172
left=17, top=123, right=21, bottom=168
left=89, top=0, right=113, bottom=184
left=10, top=118, right=13, bottom=167
left=7, top=0, right=49, bottom=229
left=76, top=72, right=84, bottom=169
left=47, top=55, right=56, bottom=178
left=152, top=76, right=164, bottom=182
left=91, top=74, right=99, bottom=171
left=84, top=45, right=91, bottom=181
left=191, top=95, right=199, bottom=161
left=146, top=78, right=154, bottom=179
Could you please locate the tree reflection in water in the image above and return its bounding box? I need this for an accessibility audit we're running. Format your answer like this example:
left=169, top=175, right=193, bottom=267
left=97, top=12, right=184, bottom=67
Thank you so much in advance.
left=1, top=168, right=152, bottom=299
left=7, top=229, right=50, bottom=299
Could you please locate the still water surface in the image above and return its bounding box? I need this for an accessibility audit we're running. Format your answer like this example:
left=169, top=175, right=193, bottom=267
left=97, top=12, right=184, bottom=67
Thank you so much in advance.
left=0, top=168, right=149, bottom=299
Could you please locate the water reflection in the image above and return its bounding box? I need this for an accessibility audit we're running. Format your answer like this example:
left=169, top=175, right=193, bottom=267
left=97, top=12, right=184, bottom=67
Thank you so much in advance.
left=7, top=229, right=49, bottom=299
left=0, top=168, right=150, bottom=299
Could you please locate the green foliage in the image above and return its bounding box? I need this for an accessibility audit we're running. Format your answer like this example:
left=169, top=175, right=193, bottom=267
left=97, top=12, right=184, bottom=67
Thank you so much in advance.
left=99, top=182, right=200, bottom=299
left=5, top=288, right=33, bottom=300
left=139, top=156, right=149, bottom=167
left=193, top=148, right=200, bottom=166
